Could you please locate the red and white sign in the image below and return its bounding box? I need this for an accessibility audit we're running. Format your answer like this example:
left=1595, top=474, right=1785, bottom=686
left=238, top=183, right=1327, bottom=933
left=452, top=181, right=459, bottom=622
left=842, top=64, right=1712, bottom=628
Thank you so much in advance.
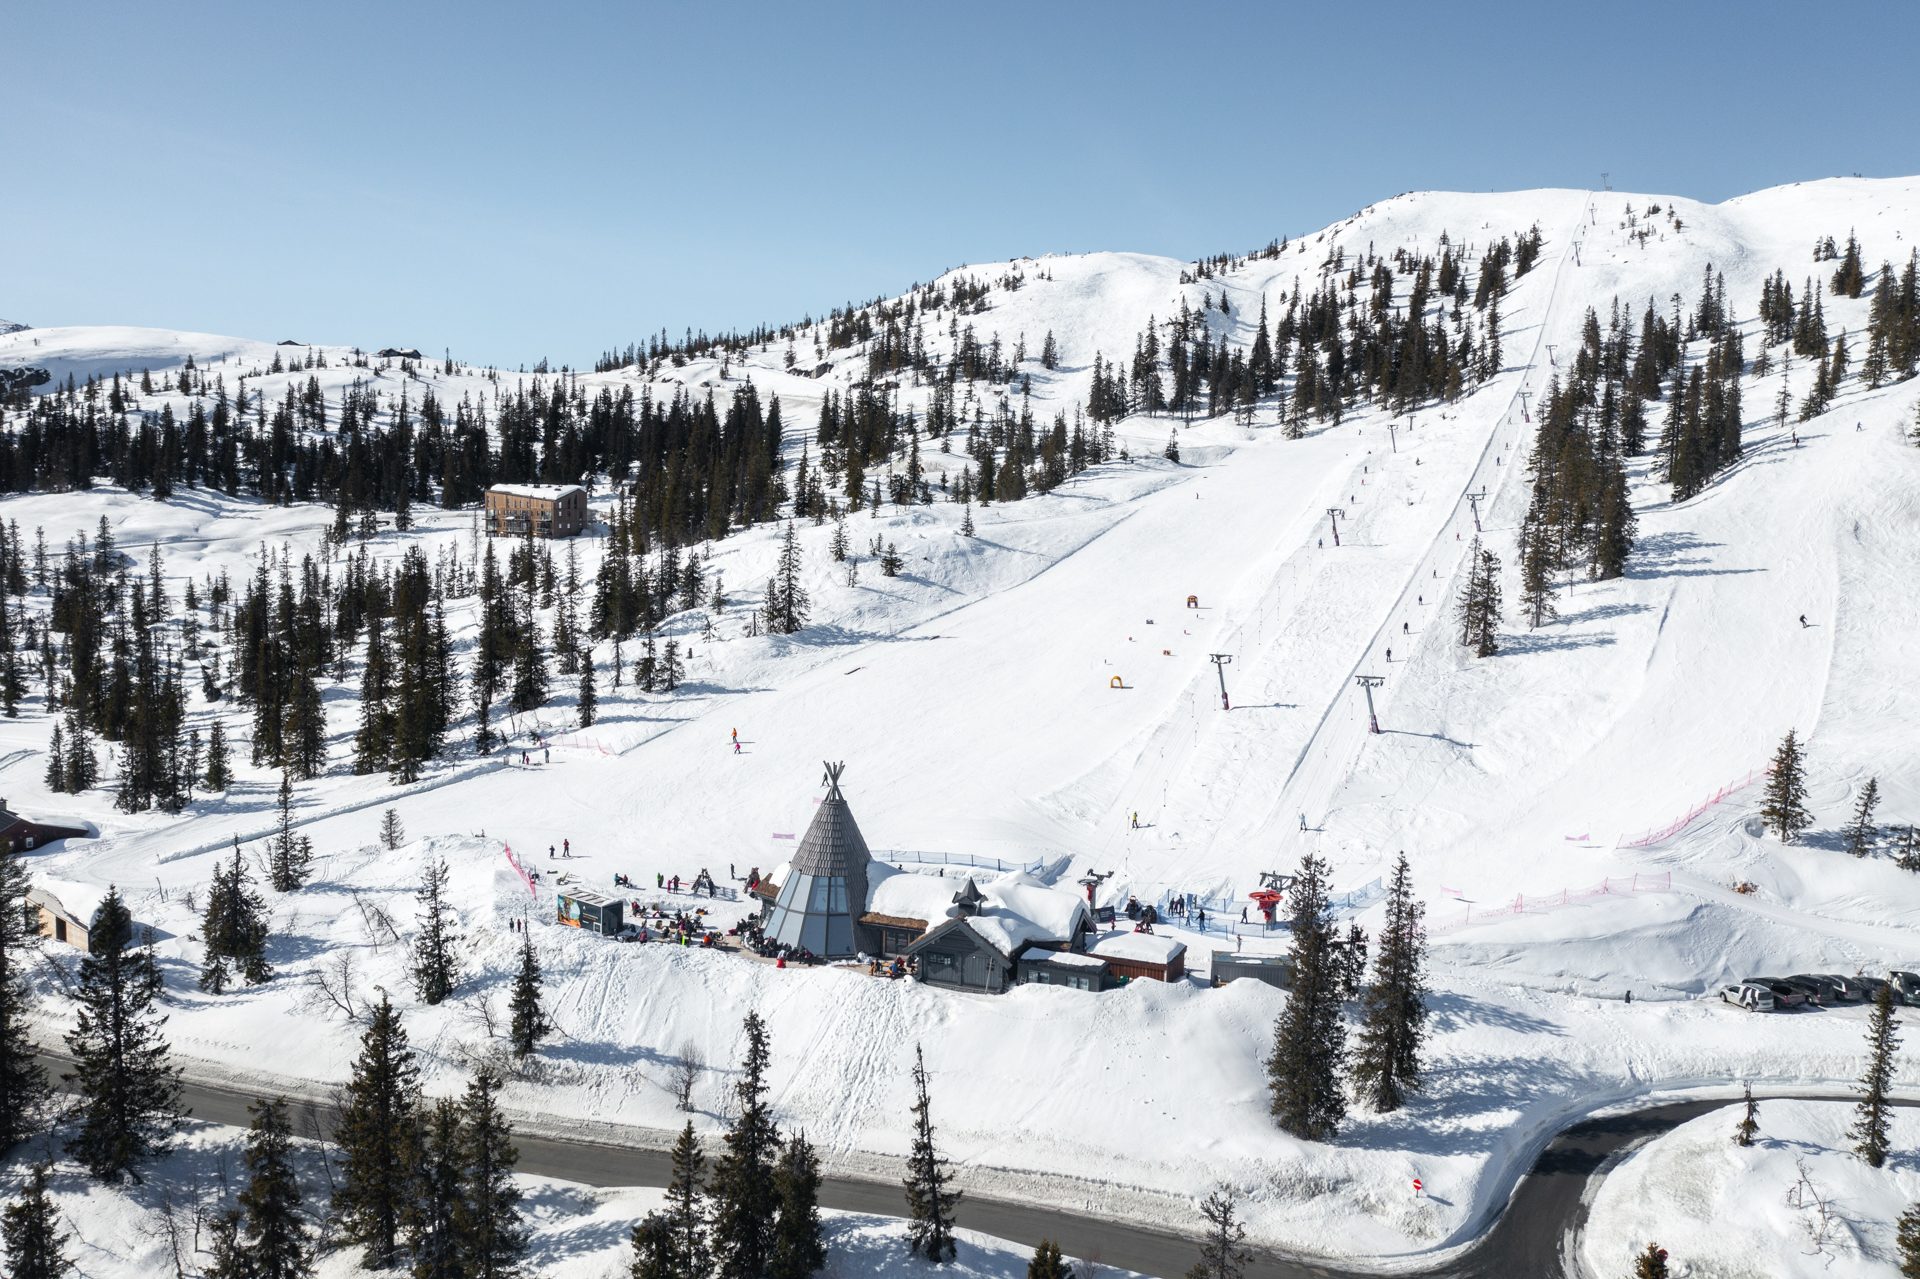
left=1412, top=1179, right=1423, bottom=1194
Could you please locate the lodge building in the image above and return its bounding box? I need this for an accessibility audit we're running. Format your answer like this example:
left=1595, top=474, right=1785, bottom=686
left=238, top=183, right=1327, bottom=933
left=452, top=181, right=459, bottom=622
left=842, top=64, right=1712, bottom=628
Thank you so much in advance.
left=483, top=484, right=588, bottom=539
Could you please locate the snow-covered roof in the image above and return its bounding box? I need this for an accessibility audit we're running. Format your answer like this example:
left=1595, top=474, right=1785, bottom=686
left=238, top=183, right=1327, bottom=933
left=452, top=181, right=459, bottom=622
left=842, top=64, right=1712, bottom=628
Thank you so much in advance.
left=488, top=483, right=585, bottom=500
left=29, top=878, right=110, bottom=927
left=1028, top=950, right=1107, bottom=969
left=1091, top=931, right=1188, bottom=965
left=873, top=866, right=1088, bottom=955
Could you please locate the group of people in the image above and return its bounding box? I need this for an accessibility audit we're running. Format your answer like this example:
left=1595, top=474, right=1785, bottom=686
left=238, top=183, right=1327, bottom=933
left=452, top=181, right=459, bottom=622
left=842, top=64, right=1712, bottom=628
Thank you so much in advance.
left=649, top=869, right=719, bottom=898
left=866, top=955, right=911, bottom=980
left=1123, top=896, right=1159, bottom=934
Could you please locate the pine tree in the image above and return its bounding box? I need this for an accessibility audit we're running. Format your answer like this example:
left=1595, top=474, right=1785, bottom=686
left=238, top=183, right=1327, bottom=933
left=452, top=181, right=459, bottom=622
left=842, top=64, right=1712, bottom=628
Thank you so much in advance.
left=709, top=1011, right=781, bottom=1279
left=334, top=996, right=420, bottom=1271
left=406, top=1098, right=465, bottom=1279
left=63, top=886, right=182, bottom=1182
left=1027, top=1239, right=1067, bottom=1279
left=769, top=521, right=809, bottom=635
left=1633, top=1243, right=1669, bottom=1278
left=204, top=719, right=232, bottom=791
left=1759, top=729, right=1813, bottom=842
left=1516, top=523, right=1558, bottom=629
left=1897, top=1202, right=1920, bottom=1279
left=381, top=807, right=405, bottom=851
left=268, top=773, right=312, bottom=892
left=631, top=1122, right=709, bottom=1279
left=1, top=848, right=51, bottom=1153
left=1, top=1163, right=71, bottom=1279
left=1850, top=982, right=1899, bottom=1167
left=412, top=858, right=461, bottom=1005
left=200, top=838, right=272, bottom=991
left=1733, top=1081, right=1759, bottom=1146
left=43, top=722, right=66, bottom=793
left=960, top=501, right=975, bottom=537
left=1842, top=777, right=1881, bottom=857
left=880, top=542, right=903, bottom=577
left=577, top=651, right=598, bottom=728
left=1351, top=852, right=1428, bottom=1112
left=902, top=1042, right=960, bottom=1262
left=1455, top=537, right=1502, bottom=657
left=507, top=933, right=550, bottom=1059
left=768, top=1131, right=826, bottom=1279
left=226, top=1096, right=311, bottom=1279
left=64, top=713, right=98, bottom=792
left=1186, top=1188, right=1252, bottom=1279
left=1267, top=853, right=1346, bottom=1141
left=454, top=1070, right=527, bottom=1279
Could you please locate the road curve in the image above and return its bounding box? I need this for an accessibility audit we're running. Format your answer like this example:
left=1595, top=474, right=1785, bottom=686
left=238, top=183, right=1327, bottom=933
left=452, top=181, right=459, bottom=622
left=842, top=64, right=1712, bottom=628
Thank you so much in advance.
left=48, top=1061, right=1903, bottom=1279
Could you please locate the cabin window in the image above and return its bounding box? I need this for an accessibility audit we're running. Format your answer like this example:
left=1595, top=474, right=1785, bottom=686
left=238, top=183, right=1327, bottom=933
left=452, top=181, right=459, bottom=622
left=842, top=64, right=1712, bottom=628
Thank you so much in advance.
left=54, top=917, right=66, bottom=942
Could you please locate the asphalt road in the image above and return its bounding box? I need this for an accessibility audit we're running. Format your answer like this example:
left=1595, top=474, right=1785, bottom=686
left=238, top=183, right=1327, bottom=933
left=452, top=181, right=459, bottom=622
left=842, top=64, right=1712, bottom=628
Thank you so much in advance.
left=50, top=1064, right=1908, bottom=1279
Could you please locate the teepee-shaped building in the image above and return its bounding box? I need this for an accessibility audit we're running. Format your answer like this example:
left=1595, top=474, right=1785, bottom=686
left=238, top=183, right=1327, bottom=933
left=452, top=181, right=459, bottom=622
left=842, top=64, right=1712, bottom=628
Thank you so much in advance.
left=763, top=761, right=874, bottom=958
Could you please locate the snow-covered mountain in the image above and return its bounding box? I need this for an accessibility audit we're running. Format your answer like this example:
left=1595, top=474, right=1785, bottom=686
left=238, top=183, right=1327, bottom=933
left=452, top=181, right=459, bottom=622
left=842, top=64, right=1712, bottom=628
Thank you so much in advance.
left=3, top=176, right=1918, bottom=1262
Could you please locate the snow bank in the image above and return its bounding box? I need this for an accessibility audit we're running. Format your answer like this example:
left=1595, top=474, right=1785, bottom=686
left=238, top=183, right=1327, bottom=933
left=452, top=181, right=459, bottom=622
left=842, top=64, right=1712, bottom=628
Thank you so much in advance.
left=1583, top=1099, right=1920, bottom=1278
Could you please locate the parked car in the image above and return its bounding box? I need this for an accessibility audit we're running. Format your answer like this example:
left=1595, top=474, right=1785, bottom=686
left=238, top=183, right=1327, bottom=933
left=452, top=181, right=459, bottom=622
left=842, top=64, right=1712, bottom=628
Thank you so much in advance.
left=1743, top=977, right=1809, bottom=1008
left=1790, top=974, right=1846, bottom=1003
left=1857, top=976, right=1891, bottom=1004
left=1719, top=982, right=1776, bottom=1012
left=1891, top=971, right=1920, bottom=1005
left=1778, top=976, right=1828, bottom=1005
left=1813, top=974, right=1863, bottom=1001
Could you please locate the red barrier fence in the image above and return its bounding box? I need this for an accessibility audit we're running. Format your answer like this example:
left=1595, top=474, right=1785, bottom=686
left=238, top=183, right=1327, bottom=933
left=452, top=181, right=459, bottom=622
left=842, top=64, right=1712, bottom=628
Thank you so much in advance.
left=1615, top=768, right=1771, bottom=849
left=1431, top=871, right=1672, bottom=934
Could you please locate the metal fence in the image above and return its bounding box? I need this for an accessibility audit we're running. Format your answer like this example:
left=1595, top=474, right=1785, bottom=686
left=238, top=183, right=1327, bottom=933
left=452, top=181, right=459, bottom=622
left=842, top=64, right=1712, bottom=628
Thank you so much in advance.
left=1156, top=877, right=1386, bottom=938
left=872, top=850, right=1046, bottom=876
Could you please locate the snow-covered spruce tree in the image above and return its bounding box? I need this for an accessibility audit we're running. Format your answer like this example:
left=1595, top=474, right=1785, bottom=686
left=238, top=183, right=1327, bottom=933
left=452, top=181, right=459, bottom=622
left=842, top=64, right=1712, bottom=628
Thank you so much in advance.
left=334, top=996, right=421, bottom=1271
left=200, top=838, right=273, bottom=992
left=1, top=1163, right=71, bottom=1279
left=960, top=501, right=976, bottom=537
left=1267, top=852, right=1346, bottom=1141
left=454, top=1070, right=527, bottom=1279
left=829, top=509, right=849, bottom=562
left=1351, top=852, right=1429, bottom=1113
left=214, top=1097, right=311, bottom=1279
left=1851, top=982, right=1900, bottom=1167
left=768, top=1130, right=826, bottom=1279
left=1759, top=729, right=1813, bottom=842
left=0, top=848, right=51, bottom=1153
left=509, top=611, right=549, bottom=714
left=709, top=1011, right=781, bottom=1278
left=405, top=1098, right=464, bottom=1279
left=1337, top=921, right=1368, bottom=999
left=380, top=807, right=404, bottom=851
left=769, top=521, right=810, bottom=635
left=902, top=1042, right=960, bottom=1262
left=42, top=723, right=65, bottom=793
left=268, top=773, right=313, bottom=892
left=354, top=613, right=394, bottom=774
left=203, top=719, right=231, bottom=791
left=1733, top=1082, right=1759, bottom=1146
left=1843, top=777, right=1881, bottom=857
left=507, top=933, right=549, bottom=1059
left=1515, top=522, right=1558, bottom=630
left=880, top=542, right=903, bottom=578
left=576, top=650, right=598, bottom=728
left=411, top=858, right=461, bottom=1005
left=1187, top=1188, right=1253, bottom=1279
left=1455, top=537, right=1502, bottom=657
left=1633, top=1242, right=1669, bottom=1278
left=64, top=886, right=182, bottom=1182
left=661, top=639, right=683, bottom=692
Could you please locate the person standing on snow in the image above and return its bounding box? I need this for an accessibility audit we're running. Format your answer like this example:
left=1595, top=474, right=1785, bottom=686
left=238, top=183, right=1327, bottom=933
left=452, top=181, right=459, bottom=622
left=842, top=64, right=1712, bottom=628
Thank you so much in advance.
left=1299, top=813, right=1307, bottom=831
left=1799, top=614, right=1808, bottom=627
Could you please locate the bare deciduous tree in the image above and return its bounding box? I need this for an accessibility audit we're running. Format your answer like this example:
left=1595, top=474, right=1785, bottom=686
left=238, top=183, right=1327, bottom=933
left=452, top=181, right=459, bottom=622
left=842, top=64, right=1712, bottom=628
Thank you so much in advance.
left=672, top=1040, right=703, bottom=1112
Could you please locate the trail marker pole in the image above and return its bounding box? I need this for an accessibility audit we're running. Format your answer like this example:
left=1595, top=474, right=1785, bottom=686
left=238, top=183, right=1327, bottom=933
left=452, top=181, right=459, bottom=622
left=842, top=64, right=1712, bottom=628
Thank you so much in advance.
left=1208, top=653, right=1233, bottom=710
left=1326, top=507, right=1347, bottom=547
left=1466, top=485, right=1488, bottom=533
left=1356, top=675, right=1385, bottom=734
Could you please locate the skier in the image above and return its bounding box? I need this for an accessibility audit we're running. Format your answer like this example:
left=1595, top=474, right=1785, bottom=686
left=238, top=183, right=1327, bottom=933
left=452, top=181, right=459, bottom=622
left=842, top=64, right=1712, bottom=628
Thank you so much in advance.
left=1130, top=812, right=1139, bottom=829
left=1418, top=594, right=1424, bottom=605
left=1386, top=647, right=1392, bottom=662
left=732, top=728, right=738, bottom=743
left=548, top=845, right=555, bottom=859
left=1625, top=990, right=1633, bottom=1004
left=563, top=839, right=570, bottom=857
left=1240, top=906, right=1248, bottom=923
left=1318, top=538, right=1324, bottom=549
left=1403, top=622, right=1409, bottom=635
left=1299, top=813, right=1307, bottom=831
left=1799, top=614, right=1808, bottom=627
left=734, top=741, right=741, bottom=754
left=544, top=746, right=551, bottom=764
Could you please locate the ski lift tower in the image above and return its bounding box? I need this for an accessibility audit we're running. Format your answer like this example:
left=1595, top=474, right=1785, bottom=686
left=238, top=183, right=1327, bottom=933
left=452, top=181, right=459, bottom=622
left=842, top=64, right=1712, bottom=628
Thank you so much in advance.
left=1208, top=653, right=1233, bottom=710
left=1077, top=869, right=1114, bottom=908
left=1466, top=485, right=1489, bottom=533
left=1518, top=390, right=1533, bottom=423
left=1546, top=344, right=1558, bottom=368
left=1355, top=674, right=1385, bottom=734
left=1326, top=507, right=1347, bottom=547
left=1387, top=421, right=1399, bottom=453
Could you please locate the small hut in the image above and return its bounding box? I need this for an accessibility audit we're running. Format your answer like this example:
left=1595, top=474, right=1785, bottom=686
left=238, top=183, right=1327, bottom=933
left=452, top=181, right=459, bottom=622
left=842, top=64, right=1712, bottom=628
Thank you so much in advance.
left=1090, top=930, right=1188, bottom=982
left=762, top=761, right=874, bottom=958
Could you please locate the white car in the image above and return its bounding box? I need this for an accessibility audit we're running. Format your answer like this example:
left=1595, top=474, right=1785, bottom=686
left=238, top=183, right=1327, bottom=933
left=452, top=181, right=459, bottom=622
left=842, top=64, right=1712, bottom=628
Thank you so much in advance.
left=1720, top=982, right=1776, bottom=1012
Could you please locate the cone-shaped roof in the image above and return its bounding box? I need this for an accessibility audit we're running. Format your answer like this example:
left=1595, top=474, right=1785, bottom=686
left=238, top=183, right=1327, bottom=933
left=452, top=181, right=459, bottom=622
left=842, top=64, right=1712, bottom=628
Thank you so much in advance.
left=790, top=760, right=870, bottom=878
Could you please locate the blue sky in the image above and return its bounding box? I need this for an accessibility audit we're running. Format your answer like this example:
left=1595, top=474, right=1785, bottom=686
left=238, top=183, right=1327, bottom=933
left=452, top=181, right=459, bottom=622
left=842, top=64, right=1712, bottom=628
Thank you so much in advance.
left=7, top=1, right=1917, bottom=368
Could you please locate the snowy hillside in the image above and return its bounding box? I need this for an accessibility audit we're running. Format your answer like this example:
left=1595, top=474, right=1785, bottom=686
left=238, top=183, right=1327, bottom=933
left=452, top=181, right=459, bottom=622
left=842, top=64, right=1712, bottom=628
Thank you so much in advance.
left=3, top=176, right=1920, bottom=1263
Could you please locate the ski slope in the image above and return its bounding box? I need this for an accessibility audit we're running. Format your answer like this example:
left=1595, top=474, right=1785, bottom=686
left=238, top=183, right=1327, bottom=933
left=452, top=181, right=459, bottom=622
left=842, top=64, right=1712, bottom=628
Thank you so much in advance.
left=4, top=177, right=1920, bottom=1261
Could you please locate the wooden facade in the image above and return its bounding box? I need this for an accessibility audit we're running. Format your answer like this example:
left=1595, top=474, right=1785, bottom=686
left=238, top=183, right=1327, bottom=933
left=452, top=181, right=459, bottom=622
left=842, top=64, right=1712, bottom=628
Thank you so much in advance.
left=484, top=484, right=588, bottom=539
left=0, top=800, right=88, bottom=854
left=905, top=919, right=1017, bottom=994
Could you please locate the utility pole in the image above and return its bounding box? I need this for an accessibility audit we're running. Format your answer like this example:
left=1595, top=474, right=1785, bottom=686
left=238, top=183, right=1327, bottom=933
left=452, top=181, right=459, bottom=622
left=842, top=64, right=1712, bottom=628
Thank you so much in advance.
left=1518, top=390, right=1533, bottom=423
left=1208, top=653, right=1233, bottom=710
left=1355, top=674, right=1385, bottom=734
left=1466, top=485, right=1488, bottom=533
left=1326, top=507, right=1347, bottom=547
